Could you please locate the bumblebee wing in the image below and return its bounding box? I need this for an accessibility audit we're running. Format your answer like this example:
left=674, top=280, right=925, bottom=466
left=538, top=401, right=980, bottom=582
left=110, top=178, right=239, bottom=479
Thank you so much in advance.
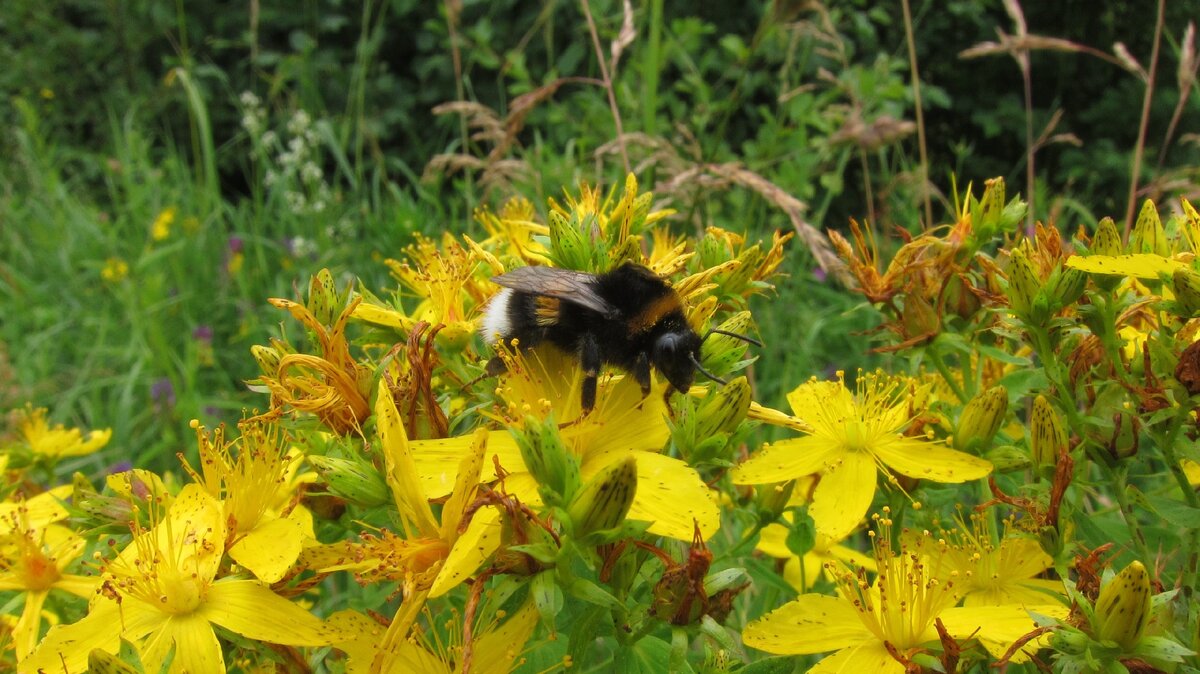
left=491, top=266, right=617, bottom=318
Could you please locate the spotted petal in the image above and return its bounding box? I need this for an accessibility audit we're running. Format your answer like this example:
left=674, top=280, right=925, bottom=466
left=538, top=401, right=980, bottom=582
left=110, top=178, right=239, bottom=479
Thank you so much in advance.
left=809, top=451, right=876, bottom=539
left=872, top=437, right=992, bottom=483
left=742, top=594, right=870, bottom=655
left=730, top=436, right=841, bottom=485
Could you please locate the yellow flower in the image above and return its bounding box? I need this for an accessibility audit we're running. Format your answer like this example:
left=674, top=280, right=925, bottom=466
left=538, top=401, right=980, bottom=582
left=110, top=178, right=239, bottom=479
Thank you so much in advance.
left=151, top=206, right=176, bottom=241
left=354, top=234, right=490, bottom=349
left=183, top=419, right=315, bottom=583
left=732, top=372, right=992, bottom=538
left=302, top=381, right=497, bottom=597
left=756, top=512, right=876, bottom=592
left=473, top=196, right=551, bottom=265
left=0, top=494, right=98, bottom=661
left=100, top=257, right=129, bottom=282
left=259, top=295, right=372, bottom=434
left=411, top=345, right=720, bottom=541
left=21, top=484, right=343, bottom=674
left=932, top=513, right=1064, bottom=607
left=743, top=513, right=1067, bottom=671
left=329, top=599, right=540, bottom=674
left=11, top=405, right=111, bottom=460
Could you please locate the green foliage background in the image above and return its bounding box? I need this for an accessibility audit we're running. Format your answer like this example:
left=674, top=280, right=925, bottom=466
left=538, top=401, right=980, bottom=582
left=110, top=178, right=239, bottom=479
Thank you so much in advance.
left=1, top=0, right=1197, bottom=494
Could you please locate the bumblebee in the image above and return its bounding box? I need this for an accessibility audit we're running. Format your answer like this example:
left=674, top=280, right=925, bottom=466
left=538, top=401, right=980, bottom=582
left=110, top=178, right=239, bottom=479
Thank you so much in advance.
left=479, top=262, right=756, bottom=412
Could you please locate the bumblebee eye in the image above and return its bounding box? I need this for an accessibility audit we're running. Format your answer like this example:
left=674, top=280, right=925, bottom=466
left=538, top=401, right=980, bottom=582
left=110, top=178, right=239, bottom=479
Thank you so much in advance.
left=656, top=333, right=679, bottom=357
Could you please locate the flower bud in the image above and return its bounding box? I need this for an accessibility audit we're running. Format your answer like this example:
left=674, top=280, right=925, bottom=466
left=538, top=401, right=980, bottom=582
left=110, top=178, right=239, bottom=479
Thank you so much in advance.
left=307, top=268, right=341, bottom=325
left=568, top=456, right=637, bottom=538
left=700, top=311, right=758, bottom=377
left=696, top=376, right=752, bottom=438
left=513, top=416, right=580, bottom=508
left=307, top=454, right=389, bottom=507
left=1182, top=198, right=1200, bottom=251
left=1049, top=266, right=1089, bottom=309
left=981, top=177, right=1006, bottom=223
left=251, top=344, right=282, bottom=377
left=943, top=273, right=982, bottom=320
left=1131, top=200, right=1168, bottom=257
left=1094, top=560, right=1152, bottom=650
left=1092, top=217, right=1124, bottom=257
left=955, top=385, right=1008, bottom=452
left=1005, top=247, right=1041, bottom=319
left=900, top=293, right=940, bottom=339
left=1030, top=394, right=1067, bottom=469
left=984, top=445, right=1030, bottom=472
left=549, top=210, right=593, bottom=271
left=1172, top=268, right=1200, bottom=317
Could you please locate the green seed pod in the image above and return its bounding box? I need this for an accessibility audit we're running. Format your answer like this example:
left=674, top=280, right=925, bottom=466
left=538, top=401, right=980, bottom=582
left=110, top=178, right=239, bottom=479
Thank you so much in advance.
left=549, top=210, right=593, bottom=271
left=1092, top=217, right=1124, bottom=257
left=696, top=376, right=752, bottom=438
left=1094, top=560, right=1152, bottom=650
left=1006, top=247, right=1041, bottom=319
left=980, top=177, right=1006, bottom=230
left=900, top=293, right=940, bottom=339
left=1050, top=266, right=1089, bottom=308
left=251, top=344, right=282, bottom=377
left=513, top=416, right=580, bottom=508
left=307, top=268, right=340, bottom=325
left=307, top=454, right=390, bottom=507
left=1172, top=268, right=1200, bottom=317
left=1131, top=199, right=1168, bottom=257
left=568, top=456, right=638, bottom=537
left=700, top=311, right=758, bottom=377
left=1030, top=394, right=1067, bottom=469
left=955, top=385, right=1008, bottom=452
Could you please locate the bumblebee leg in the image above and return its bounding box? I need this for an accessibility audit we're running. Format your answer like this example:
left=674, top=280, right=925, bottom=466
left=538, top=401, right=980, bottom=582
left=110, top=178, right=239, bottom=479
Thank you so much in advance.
left=462, top=356, right=508, bottom=392
left=580, top=334, right=600, bottom=414
left=484, top=356, right=508, bottom=377
left=633, top=352, right=651, bottom=399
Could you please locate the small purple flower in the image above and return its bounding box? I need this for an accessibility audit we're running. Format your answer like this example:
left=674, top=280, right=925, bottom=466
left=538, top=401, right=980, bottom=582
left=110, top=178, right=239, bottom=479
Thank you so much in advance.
left=151, top=377, right=176, bottom=409
left=106, top=460, right=134, bottom=475
left=192, top=325, right=213, bottom=343
left=812, top=267, right=827, bottom=283
left=228, top=235, right=244, bottom=255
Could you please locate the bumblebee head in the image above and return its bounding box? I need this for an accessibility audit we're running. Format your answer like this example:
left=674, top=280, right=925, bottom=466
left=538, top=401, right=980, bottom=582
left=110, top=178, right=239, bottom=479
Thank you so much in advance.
left=652, top=329, right=703, bottom=394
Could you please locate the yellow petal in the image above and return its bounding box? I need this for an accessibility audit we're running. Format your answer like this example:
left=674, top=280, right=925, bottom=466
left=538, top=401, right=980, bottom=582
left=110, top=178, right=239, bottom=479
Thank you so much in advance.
left=439, top=428, right=489, bottom=540
left=470, top=601, right=541, bottom=674
left=1065, top=253, right=1184, bottom=279
left=610, top=451, right=719, bottom=541
left=781, top=556, right=825, bottom=592
left=14, top=590, right=47, bottom=660
left=411, top=431, right=525, bottom=498
left=19, top=599, right=153, bottom=674
left=0, top=485, right=73, bottom=534
left=1183, top=458, right=1200, bottom=486
left=53, top=573, right=100, bottom=599
left=329, top=610, right=446, bottom=674
left=939, top=604, right=1068, bottom=662
left=757, top=522, right=792, bottom=559
left=748, top=401, right=813, bottom=433
left=229, top=514, right=308, bottom=583
left=351, top=302, right=414, bottom=330
left=429, top=506, right=502, bottom=598
left=200, top=578, right=345, bottom=645
left=808, top=641, right=904, bottom=674
left=375, top=380, right=440, bottom=537
left=731, top=436, right=840, bottom=485
left=138, top=613, right=223, bottom=674
left=742, top=594, right=870, bottom=655
left=872, top=438, right=992, bottom=483
left=809, top=451, right=876, bottom=539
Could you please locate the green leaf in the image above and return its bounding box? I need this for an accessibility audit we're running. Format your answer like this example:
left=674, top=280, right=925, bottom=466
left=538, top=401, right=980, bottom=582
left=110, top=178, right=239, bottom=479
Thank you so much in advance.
left=566, top=577, right=623, bottom=611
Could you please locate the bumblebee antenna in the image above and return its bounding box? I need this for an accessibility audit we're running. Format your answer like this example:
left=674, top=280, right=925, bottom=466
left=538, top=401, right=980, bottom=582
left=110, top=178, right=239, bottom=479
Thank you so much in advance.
left=703, top=329, right=764, bottom=348
left=689, top=353, right=729, bottom=386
